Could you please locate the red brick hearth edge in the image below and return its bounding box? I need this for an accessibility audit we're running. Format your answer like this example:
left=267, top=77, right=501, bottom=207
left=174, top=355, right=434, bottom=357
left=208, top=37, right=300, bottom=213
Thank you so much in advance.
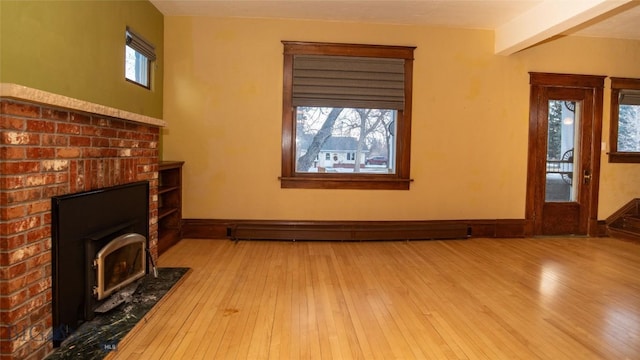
left=0, top=97, right=162, bottom=360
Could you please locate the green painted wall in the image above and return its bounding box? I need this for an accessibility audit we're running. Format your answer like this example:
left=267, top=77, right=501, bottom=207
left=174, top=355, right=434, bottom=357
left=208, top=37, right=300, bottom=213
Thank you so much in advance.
left=0, top=0, right=163, bottom=118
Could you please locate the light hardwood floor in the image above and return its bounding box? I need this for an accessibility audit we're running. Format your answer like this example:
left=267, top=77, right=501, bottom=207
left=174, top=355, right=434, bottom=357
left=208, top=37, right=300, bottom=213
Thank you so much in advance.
left=109, top=237, right=640, bottom=359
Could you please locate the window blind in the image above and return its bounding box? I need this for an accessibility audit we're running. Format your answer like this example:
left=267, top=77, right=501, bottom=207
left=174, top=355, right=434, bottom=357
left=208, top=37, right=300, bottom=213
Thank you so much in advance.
left=292, top=55, right=405, bottom=110
left=126, top=27, right=156, bottom=61
left=620, top=90, right=640, bottom=105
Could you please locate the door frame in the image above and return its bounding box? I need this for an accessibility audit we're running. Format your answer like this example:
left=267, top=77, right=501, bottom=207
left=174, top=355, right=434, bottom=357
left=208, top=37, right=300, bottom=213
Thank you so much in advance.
left=525, top=73, right=605, bottom=236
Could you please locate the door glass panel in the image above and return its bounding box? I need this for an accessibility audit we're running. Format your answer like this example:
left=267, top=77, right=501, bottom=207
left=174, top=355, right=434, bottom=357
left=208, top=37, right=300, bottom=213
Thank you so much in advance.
left=545, top=100, right=580, bottom=202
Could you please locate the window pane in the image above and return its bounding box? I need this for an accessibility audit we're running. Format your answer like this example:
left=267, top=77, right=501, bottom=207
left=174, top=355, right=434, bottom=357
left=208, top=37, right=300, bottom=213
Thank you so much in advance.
left=545, top=100, right=580, bottom=202
left=617, top=104, right=640, bottom=152
left=295, top=107, right=396, bottom=174
left=125, top=45, right=149, bottom=87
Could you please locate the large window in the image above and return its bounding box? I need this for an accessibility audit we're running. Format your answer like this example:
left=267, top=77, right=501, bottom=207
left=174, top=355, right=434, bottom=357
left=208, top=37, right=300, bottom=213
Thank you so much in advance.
left=280, top=41, right=415, bottom=189
left=125, top=27, right=155, bottom=89
left=609, top=78, right=640, bottom=163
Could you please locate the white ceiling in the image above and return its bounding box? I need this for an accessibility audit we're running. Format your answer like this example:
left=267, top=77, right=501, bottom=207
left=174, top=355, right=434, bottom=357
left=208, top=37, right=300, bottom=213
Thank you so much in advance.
left=150, top=0, right=640, bottom=55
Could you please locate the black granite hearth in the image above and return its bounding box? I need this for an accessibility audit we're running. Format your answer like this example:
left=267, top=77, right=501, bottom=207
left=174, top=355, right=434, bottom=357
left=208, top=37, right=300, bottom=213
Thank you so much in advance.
left=46, top=267, right=189, bottom=360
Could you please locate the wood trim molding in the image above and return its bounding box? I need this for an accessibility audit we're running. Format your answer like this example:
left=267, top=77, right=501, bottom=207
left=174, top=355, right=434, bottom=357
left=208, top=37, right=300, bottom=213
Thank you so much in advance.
left=182, top=219, right=232, bottom=239
left=605, top=198, right=640, bottom=225
left=596, top=220, right=609, bottom=237
left=606, top=198, right=640, bottom=242
left=529, top=73, right=606, bottom=88
left=608, top=77, right=640, bottom=163
left=182, top=219, right=527, bottom=241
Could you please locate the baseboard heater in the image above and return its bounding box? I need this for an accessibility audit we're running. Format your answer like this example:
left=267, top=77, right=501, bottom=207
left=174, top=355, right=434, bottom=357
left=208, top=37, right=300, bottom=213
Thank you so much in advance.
left=228, top=221, right=471, bottom=241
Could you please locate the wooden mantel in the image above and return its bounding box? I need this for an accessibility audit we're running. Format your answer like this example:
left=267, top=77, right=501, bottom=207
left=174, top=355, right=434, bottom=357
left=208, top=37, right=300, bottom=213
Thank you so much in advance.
left=0, top=83, right=166, bottom=127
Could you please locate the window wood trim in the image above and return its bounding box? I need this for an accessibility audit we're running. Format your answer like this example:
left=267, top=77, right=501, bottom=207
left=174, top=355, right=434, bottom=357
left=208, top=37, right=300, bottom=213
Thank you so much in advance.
left=609, top=77, right=640, bottom=163
left=280, top=41, right=415, bottom=190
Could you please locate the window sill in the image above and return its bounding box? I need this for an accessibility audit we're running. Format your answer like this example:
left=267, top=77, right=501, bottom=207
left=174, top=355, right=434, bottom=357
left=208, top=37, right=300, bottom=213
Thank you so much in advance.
left=279, top=176, right=412, bottom=190
left=126, top=78, right=151, bottom=90
left=608, top=152, right=640, bottom=163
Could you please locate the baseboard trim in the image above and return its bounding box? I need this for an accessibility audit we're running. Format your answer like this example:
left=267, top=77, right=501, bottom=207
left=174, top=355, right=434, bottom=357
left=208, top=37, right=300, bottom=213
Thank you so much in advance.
left=182, top=218, right=527, bottom=240
left=597, top=220, right=609, bottom=237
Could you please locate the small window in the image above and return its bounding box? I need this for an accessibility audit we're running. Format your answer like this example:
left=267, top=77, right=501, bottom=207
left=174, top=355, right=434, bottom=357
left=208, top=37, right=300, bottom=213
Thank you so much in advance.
left=125, top=27, right=155, bottom=89
left=609, top=78, right=640, bottom=163
left=280, top=41, right=415, bottom=190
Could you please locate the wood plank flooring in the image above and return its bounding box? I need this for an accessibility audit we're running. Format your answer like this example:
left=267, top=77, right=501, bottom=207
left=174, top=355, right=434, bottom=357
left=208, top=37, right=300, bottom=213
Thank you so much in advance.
left=108, top=237, right=640, bottom=359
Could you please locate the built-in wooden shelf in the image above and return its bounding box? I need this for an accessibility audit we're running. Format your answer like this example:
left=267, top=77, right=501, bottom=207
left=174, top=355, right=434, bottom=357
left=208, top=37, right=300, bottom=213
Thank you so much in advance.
left=158, top=207, right=179, bottom=220
left=158, top=185, right=179, bottom=195
left=157, top=161, right=184, bottom=255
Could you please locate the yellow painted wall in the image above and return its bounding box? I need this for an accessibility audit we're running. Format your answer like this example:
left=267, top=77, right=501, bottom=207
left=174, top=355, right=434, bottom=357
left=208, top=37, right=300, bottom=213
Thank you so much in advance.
left=162, top=17, right=640, bottom=221
left=0, top=0, right=163, bottom=118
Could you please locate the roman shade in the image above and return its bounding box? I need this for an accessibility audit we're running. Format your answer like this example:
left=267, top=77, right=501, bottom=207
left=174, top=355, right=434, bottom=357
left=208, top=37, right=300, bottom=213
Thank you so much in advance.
left=292, top=55, right=405, bottom=110
left=620, top=89, right=640, bottom=105
left=126, top=27, right=156, bottom=61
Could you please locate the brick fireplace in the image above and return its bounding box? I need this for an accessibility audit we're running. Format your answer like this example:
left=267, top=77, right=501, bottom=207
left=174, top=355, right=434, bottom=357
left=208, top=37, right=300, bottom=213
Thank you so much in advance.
left=0, top=84, right=165, bottom=360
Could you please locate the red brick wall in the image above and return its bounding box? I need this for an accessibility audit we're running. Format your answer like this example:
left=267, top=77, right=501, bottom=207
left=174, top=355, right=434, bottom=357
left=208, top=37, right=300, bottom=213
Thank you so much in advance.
left=0, top=98, right=160, bottom=360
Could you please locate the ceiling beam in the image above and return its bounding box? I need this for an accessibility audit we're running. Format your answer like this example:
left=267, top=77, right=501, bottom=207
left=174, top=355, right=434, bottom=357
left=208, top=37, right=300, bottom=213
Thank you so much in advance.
left=495, top=0, right=633, bottom=56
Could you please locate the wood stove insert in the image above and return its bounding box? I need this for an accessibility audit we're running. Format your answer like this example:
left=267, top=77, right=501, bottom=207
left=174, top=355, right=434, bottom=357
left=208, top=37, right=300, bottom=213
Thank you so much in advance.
left=51, top=181, right=150, bottom=347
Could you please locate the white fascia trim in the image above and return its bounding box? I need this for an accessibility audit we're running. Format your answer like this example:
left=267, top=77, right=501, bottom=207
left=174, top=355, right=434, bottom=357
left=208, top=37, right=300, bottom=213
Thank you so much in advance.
left=495, top=0, right=633, bottom=56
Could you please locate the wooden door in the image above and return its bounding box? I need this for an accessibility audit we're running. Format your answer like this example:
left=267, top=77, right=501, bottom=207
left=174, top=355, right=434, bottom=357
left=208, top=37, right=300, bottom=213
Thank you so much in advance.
left=526, top=73, right=605, bottom=236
